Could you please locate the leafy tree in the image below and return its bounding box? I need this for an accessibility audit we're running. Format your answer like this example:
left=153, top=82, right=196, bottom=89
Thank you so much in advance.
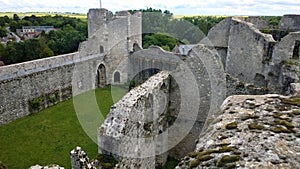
left=46, top=24, right=85, bottom=55
left=260, top=16, right=282, bottom=29
left=182, top=16, right=226, bottom=35
left=9, top=21, right=19, bottom=32
left=0, top=27, right=7, bottom=38
left=0, top=18, right=6, bottom=27
left=143, top=33, right=177, bottom=51
left=4, top=41, right=21, bottom=64
left=13, top=14, right=20, bottom=21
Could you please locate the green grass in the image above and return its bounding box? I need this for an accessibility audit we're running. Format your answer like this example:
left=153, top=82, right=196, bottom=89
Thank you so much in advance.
left=0, top=85, right=127, bottom=169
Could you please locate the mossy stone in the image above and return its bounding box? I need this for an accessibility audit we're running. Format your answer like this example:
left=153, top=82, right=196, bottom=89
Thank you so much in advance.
left=292, top=109, right=300, bottom=116
left=274, top=120, right=294, bottom=129
left=217, top=146, right=236, bottom=153
left=189, top=159, right=200, bottom=168
left=248, top=123, right=265, bottom=130
left=271, top=126, right=292, bottom=133
left=241, top=115, right=259, bottom=121
left=197, top=155, right=214, bottom=162
left=281, top=98, right=300, bottom=106
left=217, top=155, right=240, bottom=167
left=226, top=122, right=238, bottom=130
left=188, top=149, right=217, bottom=158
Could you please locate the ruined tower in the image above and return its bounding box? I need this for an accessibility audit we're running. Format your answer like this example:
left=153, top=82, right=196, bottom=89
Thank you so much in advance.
left=87, top=8, right=142, bottom=54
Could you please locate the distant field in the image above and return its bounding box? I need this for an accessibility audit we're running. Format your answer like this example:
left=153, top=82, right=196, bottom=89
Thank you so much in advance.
left=0, top=86, right=127, bottom=169
left=0, top=12, right=87, bottom=20
left=173, top=14, right=229, bottom=18
left=0, top=12, right=229, bottom=20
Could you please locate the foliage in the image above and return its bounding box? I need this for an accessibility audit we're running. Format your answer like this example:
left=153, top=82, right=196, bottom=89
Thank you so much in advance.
left=162, top=157, right=179, bottom=169
left=182, top=16, right=226, bottom=35
left=140, top=8, right=225, bottom=49
left=46, top=24, right=86, bottom=55
left=142, top=33, right=177, bottom=51
left=29, top=97, right=45, bottom=111
left=0, top=86, right=127, bottom=169
left=94, top=154, right=118, bottom=169
left=129, top=80, right=136, bottom=91
left=259, top=16, right=282, bottom=29
left=13, top=14, right=20, bottom=21
left=0, top=13, right=87, bottom=65
left=0, top=27, right=7, bottom=38
left=1, top=38, right=53, bottom=64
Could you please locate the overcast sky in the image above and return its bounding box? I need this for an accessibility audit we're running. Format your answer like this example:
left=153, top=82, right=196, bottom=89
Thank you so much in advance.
left=0, top=0, right=300, bottom=16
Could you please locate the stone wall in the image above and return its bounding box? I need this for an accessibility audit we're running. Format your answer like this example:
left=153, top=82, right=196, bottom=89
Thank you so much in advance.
left=98, top=43, right=226, bottom=167
left=279, top=14, right=300, bottom=32
left=176, top=94, right=300, bottom=168
left=0, top=53, right=77, bottom=125
left=0, top=8, right=143, bottom=125
left=81, top=9, right=142, bottom=86
left=98, top=71, right=174, bottom=168
left=243, top=16, right=271, bottom=30
left=272, top=32, right=300, bottom=65
left=226, top=18, right=276, bottom=86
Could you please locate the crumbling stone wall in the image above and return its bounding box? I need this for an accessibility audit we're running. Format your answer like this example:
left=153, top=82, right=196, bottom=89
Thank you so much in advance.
left=80, top=9, right=142, bottom=86
left=279, top=14, right=300, bottom=32
left=70, top=147, right=97, bottom=169
left=272, top=32, right=300, bottom=65
left=98, top=42, right=226, bottom=167
left=98, top=71, right=174, bottom=168
left=242, top=16, right=272, bottom=30
left=176, top=94, right=300, bottom=168
left=226, top=18, right=276, bottom=85
left=226, top=74, right=270, bottom=96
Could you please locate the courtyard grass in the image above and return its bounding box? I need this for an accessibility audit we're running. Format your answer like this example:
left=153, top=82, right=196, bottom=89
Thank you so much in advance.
left=0, top=85, right=127, bottom=169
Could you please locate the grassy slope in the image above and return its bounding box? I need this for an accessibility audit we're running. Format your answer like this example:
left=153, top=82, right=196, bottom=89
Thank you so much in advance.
left=0, top=86, right=127, bottom=169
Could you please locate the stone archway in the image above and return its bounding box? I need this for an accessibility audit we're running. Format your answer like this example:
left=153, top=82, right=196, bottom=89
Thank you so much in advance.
left=114, top=71, right=120, bottom=83
left=97, top=64, right=106, bottom=88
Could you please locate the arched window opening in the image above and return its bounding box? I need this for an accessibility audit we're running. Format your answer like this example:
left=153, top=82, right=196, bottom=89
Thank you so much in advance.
left=100, top=45, right=104, bottom=53
left=114, top=71, right=120, bottom=83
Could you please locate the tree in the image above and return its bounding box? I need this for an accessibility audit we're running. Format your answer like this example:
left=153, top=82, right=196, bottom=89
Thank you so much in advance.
left=13, top=14, right=20, bottom=21
left=142, top=33, right=177, bottom=51
left=0, top=27, right=7, bottom=38
left=9, top=21, right=19, bottom=32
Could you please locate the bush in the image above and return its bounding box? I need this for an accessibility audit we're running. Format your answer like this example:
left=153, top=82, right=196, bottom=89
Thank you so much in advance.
left=29, top=96, right=45, bottom=111
left=129, top=80, right=136, bottom=91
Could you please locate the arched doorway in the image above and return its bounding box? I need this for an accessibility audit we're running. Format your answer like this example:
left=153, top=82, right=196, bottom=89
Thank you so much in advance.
left=114, top=71, right=120, bottom=83
left=97, top=64, right=106, bottom=88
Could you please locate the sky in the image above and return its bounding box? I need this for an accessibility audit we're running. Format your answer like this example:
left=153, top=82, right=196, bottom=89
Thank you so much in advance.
left=0, top=0, right=300, bottom=16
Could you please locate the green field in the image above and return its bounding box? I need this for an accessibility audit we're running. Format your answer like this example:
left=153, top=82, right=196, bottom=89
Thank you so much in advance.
left=0, top=86, right=127, bottom=169
left=0, top=12, right=87, bottom=20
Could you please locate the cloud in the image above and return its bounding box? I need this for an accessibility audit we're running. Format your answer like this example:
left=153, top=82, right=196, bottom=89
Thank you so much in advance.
left=0, top=0, right=299, bottom=15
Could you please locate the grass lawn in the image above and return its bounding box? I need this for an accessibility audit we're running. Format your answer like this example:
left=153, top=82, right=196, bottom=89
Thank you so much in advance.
left=0, top=85, right=127, bottom=169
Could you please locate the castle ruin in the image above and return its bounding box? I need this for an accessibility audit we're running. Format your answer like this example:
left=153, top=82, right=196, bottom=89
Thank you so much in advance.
left=0, top=8, right=299, bottom=169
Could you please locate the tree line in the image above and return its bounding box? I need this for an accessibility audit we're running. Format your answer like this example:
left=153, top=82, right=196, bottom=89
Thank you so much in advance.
left=140, top=8, right=226, bottom=51
left=0, top=9, right=227, bottom=65
left=0, top=14, right=87, bottom=65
